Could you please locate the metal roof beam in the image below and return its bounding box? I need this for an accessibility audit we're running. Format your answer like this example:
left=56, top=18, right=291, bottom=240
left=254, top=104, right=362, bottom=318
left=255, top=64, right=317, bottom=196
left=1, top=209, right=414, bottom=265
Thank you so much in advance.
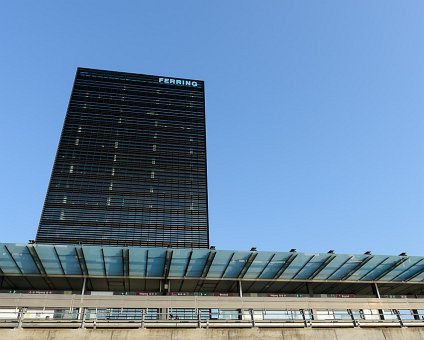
left=51, top=245, right=78, bottom=291
left=183, top=250, right=193, bottom=277
left=52, top=247, right=66, bottom=275
left=4, top=245, right=24, bottom=275
left=101, top=249, right=107, bottom=276
left=327, top=256, right=353, bottom=280
left=339, top=256, right=374, bottom=281
left=75, top=247, right=93, bottom=291
left=357, top=257, right=392, bottom=281
left=307, top=255, right=336, bottom=280
left=26, top=246, right=45, bottom=276
left=122, top=248, right=130, bottom=291
left=212, top=252, right=236, bottom=293
left=201, top=251, right=216, bottom=278
left=368, top=257, right=409, bottom=281
left=401, top=261, right=424, bottom=282
left=238, top=251, right=258, bottom=279
left=26, top=246, right=56, bottom=290
left=195, top=250, right=216, bottom=292
left=221, top=252, right=235, bottom=279
left=390, top=259, right=424, bottom=281
left=228, top=251, right=258, bottom=292
left=256, top=253, right=275, bottom=279
left=100, top=248, right=110, bottom=291
left=178, top=250, right=193, bottom=292
left=292, top=255, right=315, bottom=279
left=3, top=245, right=35, bottom=290
left=75, top=247, right=88, bottom=276
left=163, top=249, right=173, bottom=279
left=272, top=253, right=298, bottom=279
left=144, top=250, right=149, bottom=278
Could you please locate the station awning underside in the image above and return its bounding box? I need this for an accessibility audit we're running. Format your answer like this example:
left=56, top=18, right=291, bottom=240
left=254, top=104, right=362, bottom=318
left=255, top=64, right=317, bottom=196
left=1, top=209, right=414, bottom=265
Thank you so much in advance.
left=1, top=243, right=424, bottom=295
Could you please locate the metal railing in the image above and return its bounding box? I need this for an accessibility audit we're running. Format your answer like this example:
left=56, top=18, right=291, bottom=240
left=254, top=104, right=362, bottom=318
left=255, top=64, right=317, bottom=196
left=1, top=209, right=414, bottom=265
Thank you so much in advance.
left=1, top=307, right=424, bottom=329
left=1, top=293, right=424, bottom=329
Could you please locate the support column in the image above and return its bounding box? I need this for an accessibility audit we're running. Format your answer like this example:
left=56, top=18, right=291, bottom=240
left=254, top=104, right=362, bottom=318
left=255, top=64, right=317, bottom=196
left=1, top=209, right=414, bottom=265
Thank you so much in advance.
left=249, top=309, right=256, bottom=327
left=197, top=308, right=201, bottom=328
left=371, top=283, right=381, bottom=298
left=158, top=280, right=167, bottom=320
left=81, top=277, right=87, bottom=295
left=80, top=308, right=86, bottom=328
left=412, top=309, right=420, bottom=320
left=140, top=309, right=145, bottom=328
left=17, top=307, right=25, bottom=329
left=79, top=277, right=87, bottom=321
left=238, top=280, right=244, bottom=321
left=300, top=309, right=309, bottom=327
left=394, top=309, right=404, bottom=327
left=371, top=283, right=385, bottom=320
left=166, top=280, right=171, bottom=320
left=347, top=309, right=358, bottom=327
left=310, top=309, right=317, bottom=322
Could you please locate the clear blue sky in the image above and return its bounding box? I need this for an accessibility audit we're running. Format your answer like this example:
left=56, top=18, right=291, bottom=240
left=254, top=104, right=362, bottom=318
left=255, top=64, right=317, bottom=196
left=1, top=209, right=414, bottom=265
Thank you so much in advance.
left=1, top=1, right=424, bottom=255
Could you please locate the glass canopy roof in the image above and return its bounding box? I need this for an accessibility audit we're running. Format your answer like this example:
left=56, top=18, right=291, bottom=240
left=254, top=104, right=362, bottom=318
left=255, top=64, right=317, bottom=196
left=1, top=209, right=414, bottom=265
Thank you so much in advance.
left=1, top=243, right=423, bottom=283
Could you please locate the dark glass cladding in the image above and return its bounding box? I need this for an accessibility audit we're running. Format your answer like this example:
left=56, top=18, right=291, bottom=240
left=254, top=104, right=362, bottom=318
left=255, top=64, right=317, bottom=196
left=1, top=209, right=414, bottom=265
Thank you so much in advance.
left=36, top=68, right=209, bottom=248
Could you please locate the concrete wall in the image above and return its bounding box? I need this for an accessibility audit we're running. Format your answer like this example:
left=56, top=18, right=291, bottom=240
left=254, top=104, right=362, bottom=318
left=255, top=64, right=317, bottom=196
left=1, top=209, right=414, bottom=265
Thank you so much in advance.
left=1, top=328, right=424, bottom=340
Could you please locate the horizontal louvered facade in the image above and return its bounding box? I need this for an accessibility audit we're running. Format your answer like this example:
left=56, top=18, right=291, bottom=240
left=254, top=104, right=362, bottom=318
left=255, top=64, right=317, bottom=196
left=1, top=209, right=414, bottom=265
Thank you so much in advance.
left=36, top=68, right=209, bottom=248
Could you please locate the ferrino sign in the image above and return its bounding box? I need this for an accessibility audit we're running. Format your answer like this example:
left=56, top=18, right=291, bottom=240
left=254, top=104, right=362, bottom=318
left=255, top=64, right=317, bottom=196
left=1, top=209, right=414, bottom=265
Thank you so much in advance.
left=158, top=77, right=198, bottom=87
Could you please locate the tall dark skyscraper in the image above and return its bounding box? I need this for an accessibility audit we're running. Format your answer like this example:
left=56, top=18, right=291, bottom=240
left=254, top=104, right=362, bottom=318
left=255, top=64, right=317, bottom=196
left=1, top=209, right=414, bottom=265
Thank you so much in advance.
left=36, top=68, right=209, bottom=248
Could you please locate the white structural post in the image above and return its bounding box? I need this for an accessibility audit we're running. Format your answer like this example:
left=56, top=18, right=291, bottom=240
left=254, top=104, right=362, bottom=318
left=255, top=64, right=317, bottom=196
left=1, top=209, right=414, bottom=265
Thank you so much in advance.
left=372, top=283, right=381, bottom=298
left=81, top=276, right=87, bottom=295
left=79, top=277, right=87, bottom=328
left=238, top=280, right=243, bottom=297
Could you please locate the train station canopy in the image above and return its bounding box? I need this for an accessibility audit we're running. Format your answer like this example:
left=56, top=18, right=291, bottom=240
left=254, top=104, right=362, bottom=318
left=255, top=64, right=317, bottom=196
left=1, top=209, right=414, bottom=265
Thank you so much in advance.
left=1, top=243, right=424, bottom=296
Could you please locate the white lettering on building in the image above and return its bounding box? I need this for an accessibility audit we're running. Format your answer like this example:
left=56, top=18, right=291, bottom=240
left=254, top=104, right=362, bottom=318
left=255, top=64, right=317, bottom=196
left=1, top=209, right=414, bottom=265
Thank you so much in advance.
left=158, top=77, right=198, bottom=87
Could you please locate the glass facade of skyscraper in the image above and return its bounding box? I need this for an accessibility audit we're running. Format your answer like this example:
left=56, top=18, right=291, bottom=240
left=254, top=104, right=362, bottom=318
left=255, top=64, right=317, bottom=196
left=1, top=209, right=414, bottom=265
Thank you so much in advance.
left=36, top=68, right=209, bottom=248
